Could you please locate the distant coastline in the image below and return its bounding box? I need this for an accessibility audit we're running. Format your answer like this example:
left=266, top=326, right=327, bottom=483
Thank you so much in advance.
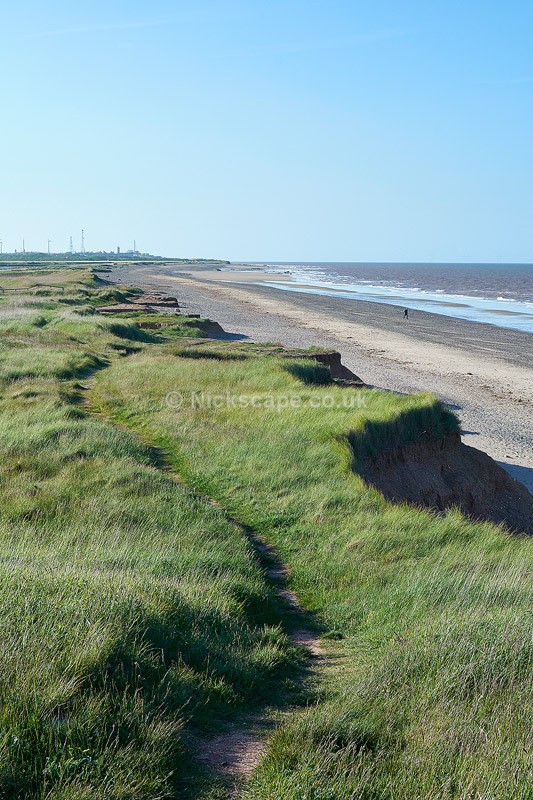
left=0, top=252, right=229, bottom=265
left=228, top=261, right=533, bottom=334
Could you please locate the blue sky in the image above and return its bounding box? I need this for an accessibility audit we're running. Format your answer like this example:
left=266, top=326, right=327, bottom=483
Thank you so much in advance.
left=1, top=1, right=532, bottom=261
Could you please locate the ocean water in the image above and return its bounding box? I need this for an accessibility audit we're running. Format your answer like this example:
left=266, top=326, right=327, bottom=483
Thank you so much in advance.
left=244, top=262, right=533, bottom=333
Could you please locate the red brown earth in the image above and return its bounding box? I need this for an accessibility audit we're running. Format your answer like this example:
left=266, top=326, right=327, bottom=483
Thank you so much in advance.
left=307, top=350, right=365, bottom=384
left=358, top=433, right=533, bottom=535
left=280, top=349, right=365, bottom=385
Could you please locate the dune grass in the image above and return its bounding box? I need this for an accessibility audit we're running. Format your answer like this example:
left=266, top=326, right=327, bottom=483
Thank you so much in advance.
left=0, top=265, right=530, bottom=798
left=92, top=345, right=532, bottom=800
left=0, top=269, right=302, bottom=798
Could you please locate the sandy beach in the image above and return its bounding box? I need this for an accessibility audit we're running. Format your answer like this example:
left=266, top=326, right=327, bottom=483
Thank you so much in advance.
left=107, top=262, right=533, bottom=493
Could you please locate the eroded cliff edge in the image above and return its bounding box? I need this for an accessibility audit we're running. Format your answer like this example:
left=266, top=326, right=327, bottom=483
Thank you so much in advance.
left=357, top=433, right=533, bottom=535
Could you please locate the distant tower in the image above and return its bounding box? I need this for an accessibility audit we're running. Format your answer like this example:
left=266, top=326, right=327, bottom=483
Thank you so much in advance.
left=117, top=246, right=121, bottom=255
left=47, top=240, right=51, bottom=255
left=0, top=241, right=3, bottom=254
left=22, top=239, right=25, bottom=253
left=81, top=229, right=85, bottom=254
left=133, top=239, right=136, bottom=253
left=69, top=236, right=73, bottom=254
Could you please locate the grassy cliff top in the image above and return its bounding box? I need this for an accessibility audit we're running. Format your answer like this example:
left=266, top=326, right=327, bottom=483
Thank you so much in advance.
left=0, top=266, right=529, bottom=799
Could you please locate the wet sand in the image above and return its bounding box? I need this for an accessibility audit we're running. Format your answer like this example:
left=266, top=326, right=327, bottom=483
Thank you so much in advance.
left=106, top=262, right=533, bottom=494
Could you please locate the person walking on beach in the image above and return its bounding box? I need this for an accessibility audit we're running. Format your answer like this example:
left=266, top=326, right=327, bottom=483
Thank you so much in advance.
left=404, top=308, right=409, bottom=320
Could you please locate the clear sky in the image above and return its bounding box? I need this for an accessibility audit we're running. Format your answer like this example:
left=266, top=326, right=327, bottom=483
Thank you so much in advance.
left=1, top=1, right=532, bottom=262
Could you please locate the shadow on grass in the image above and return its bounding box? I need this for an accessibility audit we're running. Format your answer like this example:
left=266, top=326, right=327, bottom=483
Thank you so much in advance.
left=348, top=401, right=459, bottom=465
left=283, top=360, right=333, bottom=386
left=173, top=348, right=248, bottom=361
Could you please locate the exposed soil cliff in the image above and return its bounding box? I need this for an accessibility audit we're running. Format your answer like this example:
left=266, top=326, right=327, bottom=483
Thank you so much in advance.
left=358, top=433, right=533, bottom=535
left=280, top=350, right=365, bottom=385
left=308, top=351, right=365, bottom=384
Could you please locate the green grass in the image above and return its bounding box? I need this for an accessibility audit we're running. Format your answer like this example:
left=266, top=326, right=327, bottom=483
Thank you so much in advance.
left=0, top=265, right=530, bottom=798
left=92, top=345, right=532, bottom=800
left=0, top=268, right=302, bottom=798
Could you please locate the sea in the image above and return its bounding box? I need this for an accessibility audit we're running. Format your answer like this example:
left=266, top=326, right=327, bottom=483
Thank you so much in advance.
left=241, top=262, right=533, bottom=334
